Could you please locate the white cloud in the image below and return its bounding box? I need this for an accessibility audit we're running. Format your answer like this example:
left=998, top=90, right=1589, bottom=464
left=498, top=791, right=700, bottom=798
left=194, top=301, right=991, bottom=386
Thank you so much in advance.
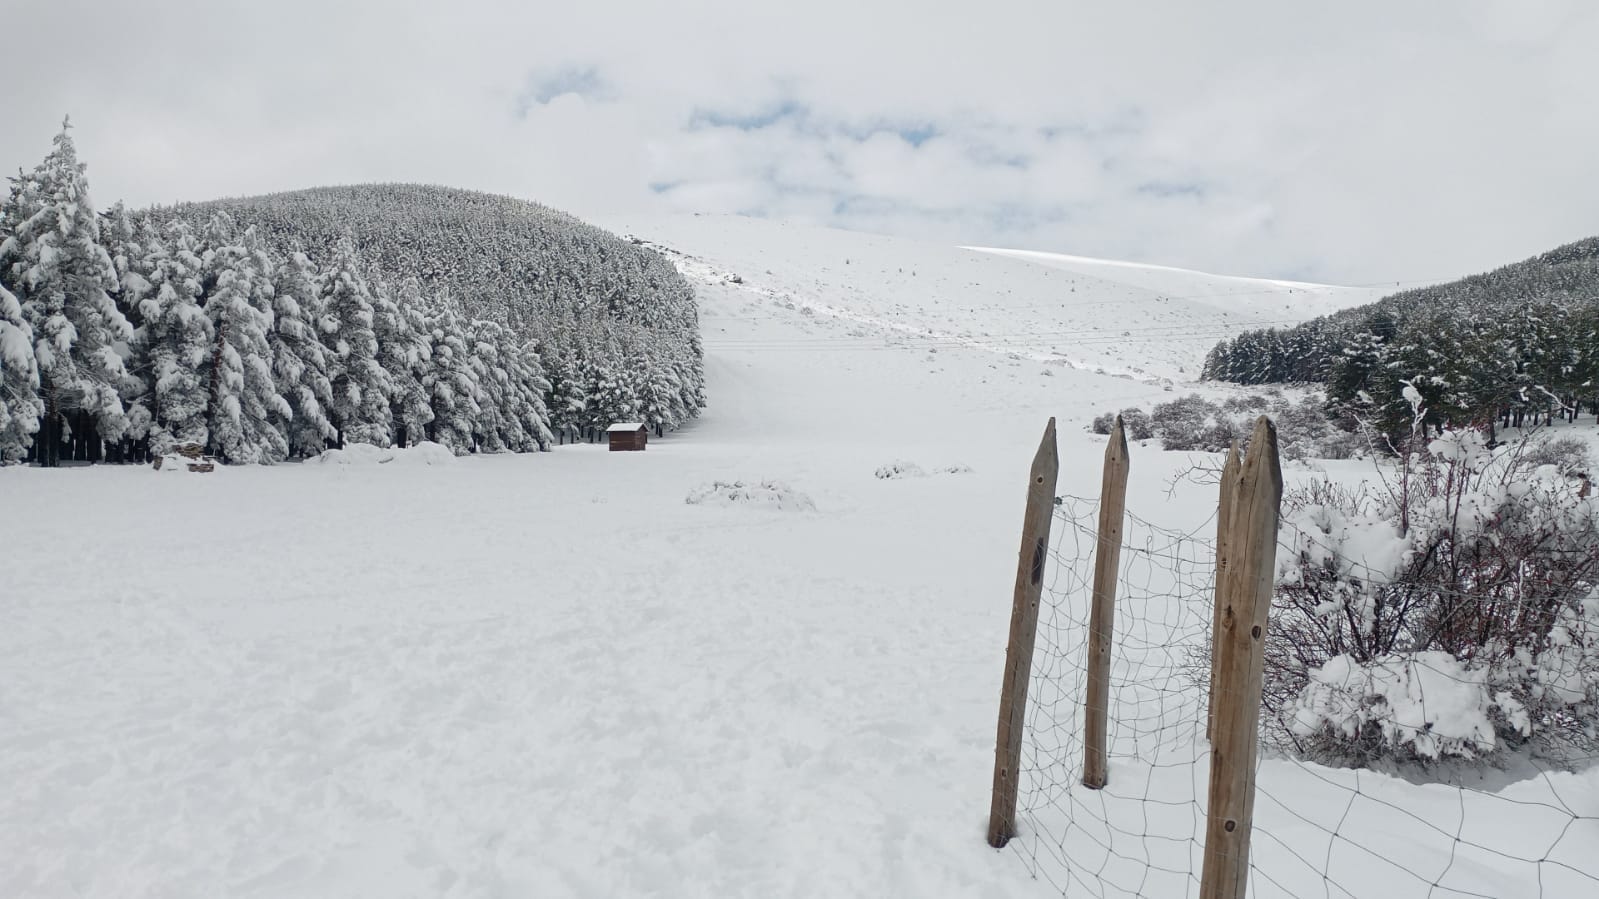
left=5, top=0, right=1597, bottom=283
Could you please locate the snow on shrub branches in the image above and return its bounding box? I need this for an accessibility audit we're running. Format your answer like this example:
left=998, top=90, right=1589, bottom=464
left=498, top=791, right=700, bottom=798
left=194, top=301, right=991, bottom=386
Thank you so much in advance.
left=1268, top=429, right=1599, bottom=765
left=1093, top=392, right=1365, bottom=460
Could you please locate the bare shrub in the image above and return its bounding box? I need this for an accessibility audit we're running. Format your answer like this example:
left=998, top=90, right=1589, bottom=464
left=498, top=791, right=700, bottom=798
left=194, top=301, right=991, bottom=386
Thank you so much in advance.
left=1120, top=407, right=1155, bottom=441
left=1521, top=434, right=1593, bottom=477
left=1151, top=394, right=1227, bottom=451
left=1098, top=392, right=1369, bottom=460
left=1267, top=430, right=1599, bottom=766
left=1090, top=408, right=1156, bottom=441
left=1222, top=394, right=1270, bottom=413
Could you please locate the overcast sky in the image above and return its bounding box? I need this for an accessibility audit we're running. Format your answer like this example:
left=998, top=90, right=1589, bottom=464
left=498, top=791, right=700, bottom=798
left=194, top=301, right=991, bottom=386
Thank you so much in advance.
left=7, top=0, right=1596, bottom=284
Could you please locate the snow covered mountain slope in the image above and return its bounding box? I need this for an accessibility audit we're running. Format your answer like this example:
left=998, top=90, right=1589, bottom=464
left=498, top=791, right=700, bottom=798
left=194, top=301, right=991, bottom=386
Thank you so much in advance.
left=603, top=214, right=1384, bottom=382
left=965, top=245, right=1389, bottom=317
left=4, top=213, right=1593, bottom=899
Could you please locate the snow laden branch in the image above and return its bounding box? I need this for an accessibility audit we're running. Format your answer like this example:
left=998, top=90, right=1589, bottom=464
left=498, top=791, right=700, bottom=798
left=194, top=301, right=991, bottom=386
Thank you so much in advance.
left=1269, top=429, right=1599, bottom=765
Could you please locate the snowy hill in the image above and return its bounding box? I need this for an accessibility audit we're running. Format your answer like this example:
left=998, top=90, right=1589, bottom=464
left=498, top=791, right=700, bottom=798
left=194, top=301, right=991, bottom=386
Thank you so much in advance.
left=142, top=185, right=708, bottom=447
left=602, top=214, right=1382, bottom=383
left=965, top=245, right=1387, bottom=317
left=153, top=185, right=701, bottom=338
left=5, top=212, right=1595, bottom=899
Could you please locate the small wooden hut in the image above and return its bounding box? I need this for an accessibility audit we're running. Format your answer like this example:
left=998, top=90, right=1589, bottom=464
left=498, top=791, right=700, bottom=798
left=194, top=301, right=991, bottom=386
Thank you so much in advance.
left=607, top=422, right=649, bottom=452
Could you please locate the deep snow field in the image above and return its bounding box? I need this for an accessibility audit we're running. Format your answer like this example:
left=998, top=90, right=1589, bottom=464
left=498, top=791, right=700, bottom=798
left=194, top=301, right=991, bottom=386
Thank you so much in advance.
left=3, top=217, right=1595, bottom=898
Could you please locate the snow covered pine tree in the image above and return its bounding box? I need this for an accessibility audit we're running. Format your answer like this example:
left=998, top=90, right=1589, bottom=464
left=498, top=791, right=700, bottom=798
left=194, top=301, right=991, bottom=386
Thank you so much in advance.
left=268, top=249, right=338, bottom=457
left=415, top=291, right=480, bottom=453
left=318, top=233, right=393, bottom=447
left=130, top=220, right=213, bottom=455
left=200, top=220, right=290, bottom=463
left=0, top=118, right=131, bottom=466
left=373, top=278, right=434, bottom=448
left=0, top=280, right=43, bottom=461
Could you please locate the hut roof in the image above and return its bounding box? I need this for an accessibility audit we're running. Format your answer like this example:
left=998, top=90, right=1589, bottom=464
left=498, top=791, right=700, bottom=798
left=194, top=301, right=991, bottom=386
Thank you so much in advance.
left=606, top=422, right=647, bottom=433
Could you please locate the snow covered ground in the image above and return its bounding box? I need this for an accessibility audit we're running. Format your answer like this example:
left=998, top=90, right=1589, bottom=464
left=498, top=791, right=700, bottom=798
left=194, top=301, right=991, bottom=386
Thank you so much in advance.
left=3, top=217, right=1594, bottom=898
left=610, top=215, right=1385, bottom=384
left=963, top=246, right=1388, bottom=319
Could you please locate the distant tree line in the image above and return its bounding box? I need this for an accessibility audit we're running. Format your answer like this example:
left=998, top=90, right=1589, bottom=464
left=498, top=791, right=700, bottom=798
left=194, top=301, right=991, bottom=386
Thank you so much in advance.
left=0, top=121, right=705, bottom=466
left=1201, top=239, right=1599, bottom=442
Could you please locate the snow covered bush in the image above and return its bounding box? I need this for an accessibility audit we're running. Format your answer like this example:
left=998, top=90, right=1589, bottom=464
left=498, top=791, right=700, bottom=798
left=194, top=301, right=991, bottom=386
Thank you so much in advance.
left=1268, top=429, right=1599, bottom=765
left=876, top=460, right=928, bottom=479
left=1272, top=394, right=1356, bottom=461
left=1288, top=652, right=1502, bottom=761
left=1520, top=434, right=1593, bottom=478
left=1305, top=425, right=1368, bottom=462
left=1101, top=393, right=1359, bottom=459
left=382, top=441, right=456, bottom=466
left=1120, top=407, right=1155, bottom=441
left=874, top=461, right=971, bottom=479
left=685, top=480, right=816, bottom=511
left=310, top=441, right=455, bottom=466
left=1090, top=408, right=1154, bottom=440
left=1151, top=395, right=1231, bottom=452
left=1222, top=393, right=1272, bottom=413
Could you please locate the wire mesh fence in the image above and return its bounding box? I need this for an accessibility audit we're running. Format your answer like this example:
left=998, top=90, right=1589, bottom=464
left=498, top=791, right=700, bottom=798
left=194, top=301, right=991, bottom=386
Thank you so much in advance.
left=1011, top=494, right=1599, bottom=899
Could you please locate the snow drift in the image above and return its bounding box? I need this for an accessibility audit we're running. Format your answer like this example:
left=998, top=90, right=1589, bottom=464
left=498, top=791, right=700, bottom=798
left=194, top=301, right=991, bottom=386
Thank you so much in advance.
left=311, top=441, right=457, bottom=466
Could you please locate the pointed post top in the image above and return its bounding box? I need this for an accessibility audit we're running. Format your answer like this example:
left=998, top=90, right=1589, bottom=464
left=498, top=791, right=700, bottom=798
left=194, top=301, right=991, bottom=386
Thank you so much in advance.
left=1032, top=416, right=1060, bottom=482
left=1222, top=439, right=1242, bottom=479
left=1105, top=413, right=1129, bottom=465
left=1242, top=416, right=1282, bottom=497
left=1037, top=416, right=1058, bottom=455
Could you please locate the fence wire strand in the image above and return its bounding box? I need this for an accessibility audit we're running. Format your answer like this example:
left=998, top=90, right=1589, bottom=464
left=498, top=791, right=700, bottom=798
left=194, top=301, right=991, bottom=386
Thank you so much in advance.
left=1012, top=495, right=1599, bottom=899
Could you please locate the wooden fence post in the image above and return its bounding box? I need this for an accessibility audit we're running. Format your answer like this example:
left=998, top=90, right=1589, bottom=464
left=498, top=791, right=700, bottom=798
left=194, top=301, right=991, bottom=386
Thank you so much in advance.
left=1207, top=441, right=1242, bottom=742
left=1082, top=415, right=1130, bottom=789
left=988, top=417, right=1060, bottom=848
left=1200, top=417, right=1283, bottom=899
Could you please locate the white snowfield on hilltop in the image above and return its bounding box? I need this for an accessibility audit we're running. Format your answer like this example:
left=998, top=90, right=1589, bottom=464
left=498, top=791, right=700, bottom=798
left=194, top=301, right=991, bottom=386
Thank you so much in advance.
left=604, top=214, right=1385, bottom=383
left=962, top=245, right=1390, bottom=316
left=3, top=216, right=1595, bottom=899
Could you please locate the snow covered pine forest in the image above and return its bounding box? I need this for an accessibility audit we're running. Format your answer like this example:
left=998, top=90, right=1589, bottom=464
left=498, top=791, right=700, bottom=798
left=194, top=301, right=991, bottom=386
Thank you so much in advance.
left=5, top=119, right=1599, bottom=899
left=0, top=121, right=705, bottom=466
left=1200, top=238, right=1599, bottom=440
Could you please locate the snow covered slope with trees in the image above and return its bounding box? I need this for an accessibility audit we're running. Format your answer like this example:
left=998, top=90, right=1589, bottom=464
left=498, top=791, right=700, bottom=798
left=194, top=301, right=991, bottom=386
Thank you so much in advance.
left=8, top=210, right=1595, bottom=898
left=0, top=124, right=705, bottom=466
left=149, top=185, right=707, bottom=444
left=1201, top=237, right=1599, bottom=441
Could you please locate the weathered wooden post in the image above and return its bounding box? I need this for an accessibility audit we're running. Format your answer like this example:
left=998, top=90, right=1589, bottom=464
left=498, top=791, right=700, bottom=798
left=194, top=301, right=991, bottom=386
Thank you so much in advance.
left=1082, top=415, right=1130, bottom=789
left=1207, top=441, right=1242, bottom=742
left=1199, top=416, right=1283, bottom=899
left=987, top=418, right=1060, bottom=848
